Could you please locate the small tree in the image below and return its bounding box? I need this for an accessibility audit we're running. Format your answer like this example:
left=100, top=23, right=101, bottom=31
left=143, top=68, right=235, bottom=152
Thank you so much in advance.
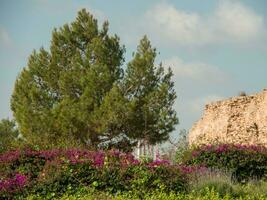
left=174, top=129, right=189, bottom=163
left=0, top=119, right=19, bottom=152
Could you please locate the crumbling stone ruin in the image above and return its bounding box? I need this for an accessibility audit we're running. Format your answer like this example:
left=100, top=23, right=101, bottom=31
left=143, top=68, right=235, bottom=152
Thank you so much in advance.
left=189, top=89, right=267, bottom=147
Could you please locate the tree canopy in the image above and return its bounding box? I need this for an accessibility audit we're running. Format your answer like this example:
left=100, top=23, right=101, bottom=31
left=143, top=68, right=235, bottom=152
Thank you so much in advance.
left=11, top=9, right=178, bottom=151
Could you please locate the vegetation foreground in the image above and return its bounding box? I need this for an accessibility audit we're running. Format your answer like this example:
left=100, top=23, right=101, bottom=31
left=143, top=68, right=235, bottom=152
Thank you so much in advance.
left=0, top=8, right=266, bottom=200
left=0, top=144, right=266, bottom=199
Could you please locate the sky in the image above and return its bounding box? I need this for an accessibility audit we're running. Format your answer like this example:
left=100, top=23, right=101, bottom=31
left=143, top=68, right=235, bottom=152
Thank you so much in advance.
left=0, top=0, right=267, bottom=139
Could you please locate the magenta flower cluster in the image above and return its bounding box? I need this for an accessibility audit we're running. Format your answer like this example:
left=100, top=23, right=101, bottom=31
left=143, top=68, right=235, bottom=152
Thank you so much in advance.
left=147, top=159, right=170, bottom=168
left=177, top=165, right=207, bottom=174
left=145, top=159, right=208, bottom=175
left=0, top=173, right=27, bottom=193
left=0, top=147, right=219, bottom=196
left=0, top=150, right=20, bottom=163
left=191, top=143, right=267, bottom=158
left=0, top=148, right=211, bottom=174
left=0, top=148, right=141, bottom=169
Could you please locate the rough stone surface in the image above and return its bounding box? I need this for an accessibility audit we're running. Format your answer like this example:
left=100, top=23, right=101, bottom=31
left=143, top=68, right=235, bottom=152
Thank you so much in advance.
left=189, top=89, right=267, bottom=147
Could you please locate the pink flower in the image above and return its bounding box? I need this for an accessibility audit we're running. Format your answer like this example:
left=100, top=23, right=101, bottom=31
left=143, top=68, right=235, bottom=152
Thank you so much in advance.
left=177, top=165, right=207, bottom=174
left=15, top=174, right=27, bottom=187
left=0, top=150, right=20, bottom=163
left=0, top=173, right=27, bottom=192
left=147, top=159, right=170, bottom=168
left=191, top=150, right=200, bottom=157
left=215, top=145, right=228, bottom=153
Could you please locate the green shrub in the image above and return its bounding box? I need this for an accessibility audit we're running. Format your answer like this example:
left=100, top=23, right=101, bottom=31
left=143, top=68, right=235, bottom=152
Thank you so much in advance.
left=184, top=144, right=267, bottom=182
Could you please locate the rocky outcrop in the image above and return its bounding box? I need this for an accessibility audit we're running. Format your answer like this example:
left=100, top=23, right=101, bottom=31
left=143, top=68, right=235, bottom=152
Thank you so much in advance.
left=188, top=89, right=267, bottom=147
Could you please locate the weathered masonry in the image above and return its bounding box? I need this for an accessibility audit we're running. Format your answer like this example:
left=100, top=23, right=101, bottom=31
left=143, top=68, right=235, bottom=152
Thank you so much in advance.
left=189, top=89, right=267, bottom=147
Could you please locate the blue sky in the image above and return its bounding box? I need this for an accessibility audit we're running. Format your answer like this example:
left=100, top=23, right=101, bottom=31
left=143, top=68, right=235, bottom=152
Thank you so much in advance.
left=0, top=0, right=267, bottom=137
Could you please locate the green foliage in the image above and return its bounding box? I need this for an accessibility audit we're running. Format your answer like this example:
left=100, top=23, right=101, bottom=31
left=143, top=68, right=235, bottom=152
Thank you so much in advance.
left=30, top=164, right=185, bottom=198
left=11, top=9, right=177, bottom=151
left=26, top=186, right=267, bottom=200
left=184, top=144, right=267, bottom=182
left=0, top=118, right=19, bottom=152
left=128, top=165, right=186, bottom=196
left=123, top=36, right=178, bottom=145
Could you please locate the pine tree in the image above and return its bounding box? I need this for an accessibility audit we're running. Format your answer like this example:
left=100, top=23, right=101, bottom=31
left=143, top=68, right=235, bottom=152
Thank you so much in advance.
left=124, top=36, right=178, bottom=145
left=11, top=10, right=178, bottom=150
left=11, top=9, right=125, bottom=148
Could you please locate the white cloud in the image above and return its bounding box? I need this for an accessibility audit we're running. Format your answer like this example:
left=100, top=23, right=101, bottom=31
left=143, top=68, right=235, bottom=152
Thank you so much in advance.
left=0, top=27, right=12, bottom=47
left=146, top=4, right=204, bottom=45
left=216, top=1, right=263, bottom=40
left=162, top=57, right=227, bottom=83
left=144, top=0, right=264, bottom=45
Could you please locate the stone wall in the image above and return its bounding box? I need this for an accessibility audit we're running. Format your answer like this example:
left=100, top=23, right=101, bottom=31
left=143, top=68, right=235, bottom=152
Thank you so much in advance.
left=188, top=89, right=267, bottom=147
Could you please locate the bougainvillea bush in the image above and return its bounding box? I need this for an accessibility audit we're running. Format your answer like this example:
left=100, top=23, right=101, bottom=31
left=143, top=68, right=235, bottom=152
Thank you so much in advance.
left=183, top=144, right=267, bottom=182
left=2, top=144, right=266, bottom=199
left=0, top=149, right=189, bottom=199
